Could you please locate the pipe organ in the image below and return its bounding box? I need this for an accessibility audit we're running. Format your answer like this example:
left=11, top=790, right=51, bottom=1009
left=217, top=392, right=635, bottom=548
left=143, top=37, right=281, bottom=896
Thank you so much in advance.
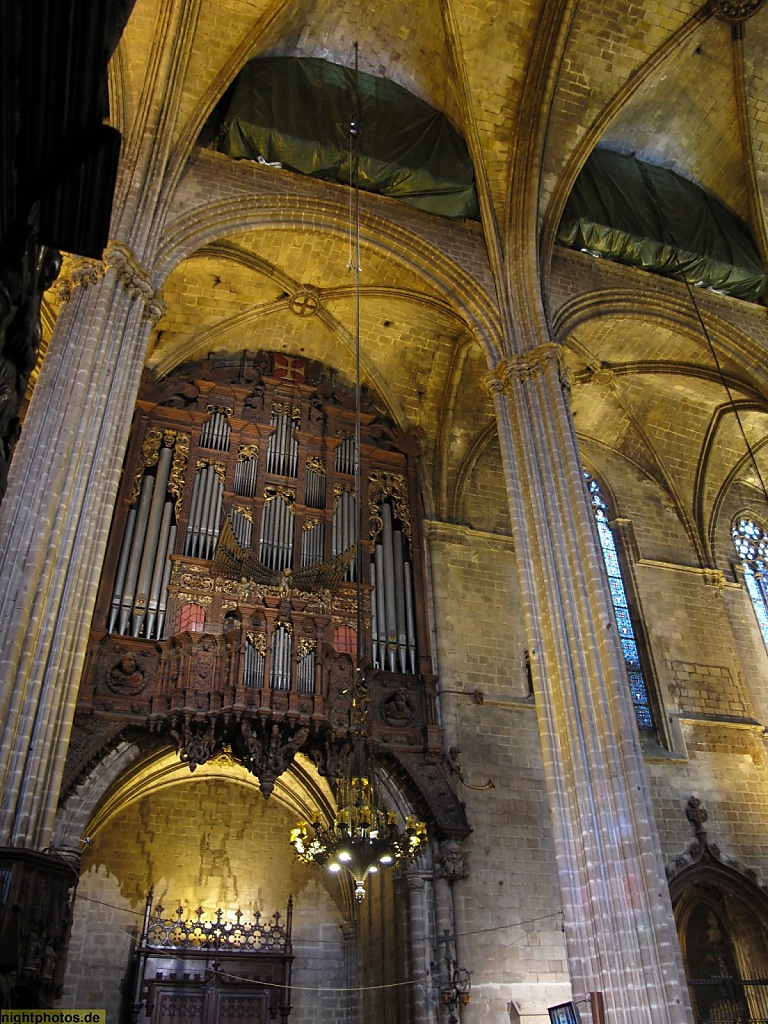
left=80, top=352, right=438, bottom=791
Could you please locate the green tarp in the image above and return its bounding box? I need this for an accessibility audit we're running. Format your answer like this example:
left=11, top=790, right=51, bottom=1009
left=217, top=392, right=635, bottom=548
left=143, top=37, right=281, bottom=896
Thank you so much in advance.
left=556, top=148, right=766, bottom=302
left=219, top=57, right=479, bottom=221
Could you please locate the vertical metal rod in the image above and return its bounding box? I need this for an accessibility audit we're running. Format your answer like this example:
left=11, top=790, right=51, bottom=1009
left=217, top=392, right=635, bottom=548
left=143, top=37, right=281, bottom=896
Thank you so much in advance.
left=109, top=508, right=136, bottom=633
left=276, top=498, right=285, bottom=569
left=156, top=524, right=176, bottom=640
left=393, top=530, right=408, bottom=673
left=370, top=554, right=379, bottom=668
left=374, top=544, right=386, bottom=669
left=381, top=504, right=397, bottom=671
left=208, top=475, right=223, bottom=558
left=404, top=560, right=417, bottom=673
left=146, top=501, right=174, bottom=639
left=119, top=474, right=155, bottom=634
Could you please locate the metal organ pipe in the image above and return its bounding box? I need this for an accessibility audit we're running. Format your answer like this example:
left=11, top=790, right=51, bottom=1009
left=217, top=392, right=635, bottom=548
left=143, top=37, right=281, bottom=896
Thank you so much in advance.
left=156, top=523, right=176, bottom=639
left=393, top=529, right=408, bottom=673
left=373, top=545, right=387, bottom=669
left=244, top=638, right=265, bottom=688
left=200, top=411, right=231, bottom=451
left=197, top=464, right=216, bottom=557
left=109, top=508, right=136, bottom=633
left=381, top=503, right=398, bottom=671
left=333, top=491, right=356, bottom=581
left=297, top=650, right=314, bottom=693
left=306, top=469, right=325, bottom=508
left=403, top=560, right=417, bottom=673
left=202, top=469, right=223, bottom=560
left=118, top=474, right=155, bottom=634
left=133, top=447, right=174, bottom=636
left=270, top=626, right=291, bottom=690
left=184, top=465, right=203, bottom=555
left=145, top=500, right=174, bottom=639
left=335, top=437, right=355, bottom=475
left=234, top=456, right=258, bottom=497
left=302, top=522, right=324, bottom=565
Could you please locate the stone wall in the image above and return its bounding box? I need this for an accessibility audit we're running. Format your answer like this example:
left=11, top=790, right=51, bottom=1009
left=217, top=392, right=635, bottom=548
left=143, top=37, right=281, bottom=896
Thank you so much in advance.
left=427, top=523, right=571, bottom=1023
left=60, top=774, right=347, bottom=1023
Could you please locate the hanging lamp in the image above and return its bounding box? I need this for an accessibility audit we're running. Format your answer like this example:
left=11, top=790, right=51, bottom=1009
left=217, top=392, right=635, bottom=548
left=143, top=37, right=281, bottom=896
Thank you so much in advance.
left=289, top=44, right=427, bottom=900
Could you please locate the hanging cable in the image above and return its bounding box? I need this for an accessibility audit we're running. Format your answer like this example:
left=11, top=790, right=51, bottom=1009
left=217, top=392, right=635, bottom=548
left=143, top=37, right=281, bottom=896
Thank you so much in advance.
left=665, top=228, right=768, bottom=510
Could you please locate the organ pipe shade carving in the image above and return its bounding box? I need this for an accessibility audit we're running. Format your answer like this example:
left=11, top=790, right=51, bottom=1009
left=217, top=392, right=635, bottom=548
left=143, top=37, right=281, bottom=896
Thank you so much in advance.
left=302, top=519, right=324, bottom=566
left=334, top=436, right=355, bottom=475
left=234, top=445, right=259, bottom=496
left=200, top=408, right=232, bottom=451
left=230, top=506, right=253, bottom=548
left=244, top=632, right=266, bottom=688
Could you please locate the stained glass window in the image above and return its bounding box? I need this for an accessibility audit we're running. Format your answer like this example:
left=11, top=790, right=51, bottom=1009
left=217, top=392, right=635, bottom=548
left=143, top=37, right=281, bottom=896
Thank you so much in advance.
left=732, top=518, right=768, bottom=649
left=586, top=474, right=654, bottom=732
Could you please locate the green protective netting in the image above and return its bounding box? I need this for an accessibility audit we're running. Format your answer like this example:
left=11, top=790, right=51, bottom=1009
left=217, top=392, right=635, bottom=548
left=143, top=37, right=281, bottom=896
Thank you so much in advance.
left=556, top=148, right=766, bottom=302
left=218, top=57, right=479, bottom=221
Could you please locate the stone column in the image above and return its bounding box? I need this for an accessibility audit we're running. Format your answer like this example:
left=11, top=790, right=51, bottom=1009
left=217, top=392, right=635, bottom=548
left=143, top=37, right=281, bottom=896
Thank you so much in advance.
left=340, top=918, right=361, bottom=1024
left=402, top=870, right=438, bottom=1024
left=483, top=344, right=691, bottom=1024
left=0, top=246, right=164, bottom=848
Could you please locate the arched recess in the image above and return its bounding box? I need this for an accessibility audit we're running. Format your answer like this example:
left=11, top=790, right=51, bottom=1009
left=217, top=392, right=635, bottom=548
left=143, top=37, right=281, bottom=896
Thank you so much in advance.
left=670, top=857, right=768, bottom=1017
left=538, top=6, right=713, bottom=294
left=552, top=288, right=767, bottom=395
left=151, top=192, right=503, bottom=364
left=55, top=742, right=439, bottom=1024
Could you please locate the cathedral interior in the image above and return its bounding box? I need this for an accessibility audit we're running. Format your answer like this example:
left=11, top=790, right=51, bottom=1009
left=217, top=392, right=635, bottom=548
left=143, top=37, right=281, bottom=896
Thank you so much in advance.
left=2, top=1, right=768, bottom=1022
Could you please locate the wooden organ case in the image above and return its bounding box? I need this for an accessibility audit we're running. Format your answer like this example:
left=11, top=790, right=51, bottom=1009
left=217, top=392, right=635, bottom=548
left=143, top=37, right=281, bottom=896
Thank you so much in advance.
left=67, top=352, right=467, bottom=804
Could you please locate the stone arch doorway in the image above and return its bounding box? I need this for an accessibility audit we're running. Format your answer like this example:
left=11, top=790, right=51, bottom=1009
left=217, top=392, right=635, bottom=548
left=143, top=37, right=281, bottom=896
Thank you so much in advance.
left=672, top=864, right=768, bottom=1023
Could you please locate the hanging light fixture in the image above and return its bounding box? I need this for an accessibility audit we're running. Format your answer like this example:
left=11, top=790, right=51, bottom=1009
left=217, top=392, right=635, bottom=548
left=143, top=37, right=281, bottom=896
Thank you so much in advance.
left=290, top=732, right=427, bottom=900
left=289, top=43, right=427, bottom=900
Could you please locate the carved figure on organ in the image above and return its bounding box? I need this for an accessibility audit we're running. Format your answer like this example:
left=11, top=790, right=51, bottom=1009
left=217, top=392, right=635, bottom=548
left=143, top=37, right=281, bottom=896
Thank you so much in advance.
left=214, top=517, right=355, bottom=592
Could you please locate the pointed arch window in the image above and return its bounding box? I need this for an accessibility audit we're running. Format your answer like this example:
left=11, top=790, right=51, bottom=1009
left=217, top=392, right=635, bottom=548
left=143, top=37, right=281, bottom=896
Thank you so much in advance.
left=732, top=518, right=768, bottom=649
left=587, top=474, right=654, bottom=732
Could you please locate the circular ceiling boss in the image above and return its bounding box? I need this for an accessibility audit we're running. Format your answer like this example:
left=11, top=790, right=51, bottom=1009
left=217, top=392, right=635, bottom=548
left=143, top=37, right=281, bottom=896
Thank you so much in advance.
left=712, top=0, right=765, bottom=21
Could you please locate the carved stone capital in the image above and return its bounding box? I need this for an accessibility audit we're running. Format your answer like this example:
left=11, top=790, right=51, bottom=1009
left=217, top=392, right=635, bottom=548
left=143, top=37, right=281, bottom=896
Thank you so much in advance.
left=145, top=295, right=168, bottom=327
left=68, top=257, right=104, bottom=295
left=482, top=343, right=570, bottom=396
left=54, top=242, right=166, bottom=324
left=480, top=367, right=507, bottom=397
left=103, top=240, right=154, bottom=304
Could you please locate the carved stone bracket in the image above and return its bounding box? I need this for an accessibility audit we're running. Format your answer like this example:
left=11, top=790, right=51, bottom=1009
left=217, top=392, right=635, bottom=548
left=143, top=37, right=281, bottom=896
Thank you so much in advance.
left=434, top=837, right=469, bottom=881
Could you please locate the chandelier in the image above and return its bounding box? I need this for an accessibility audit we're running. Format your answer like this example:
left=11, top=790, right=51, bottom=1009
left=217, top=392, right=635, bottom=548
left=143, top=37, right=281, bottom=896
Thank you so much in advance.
left=290, top=730, right=427, bottom=900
